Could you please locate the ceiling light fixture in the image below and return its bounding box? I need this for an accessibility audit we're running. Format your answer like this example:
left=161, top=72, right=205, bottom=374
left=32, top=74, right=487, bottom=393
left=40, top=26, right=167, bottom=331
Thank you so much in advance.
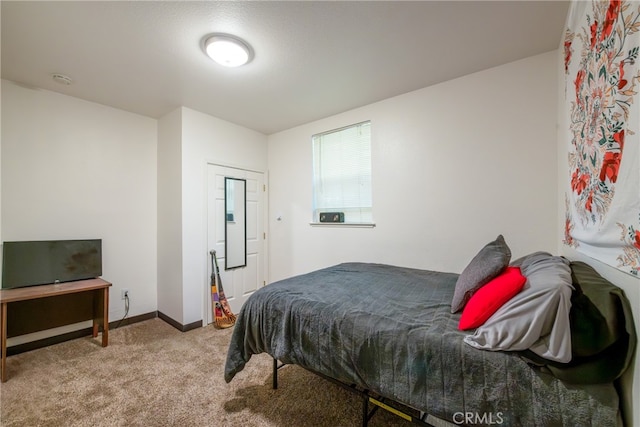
left=204, top=34, right=252, bottom=68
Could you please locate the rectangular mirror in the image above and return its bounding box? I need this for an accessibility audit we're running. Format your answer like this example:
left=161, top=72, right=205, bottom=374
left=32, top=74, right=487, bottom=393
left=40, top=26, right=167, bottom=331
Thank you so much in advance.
left=225, top=177, right=247, bottom=270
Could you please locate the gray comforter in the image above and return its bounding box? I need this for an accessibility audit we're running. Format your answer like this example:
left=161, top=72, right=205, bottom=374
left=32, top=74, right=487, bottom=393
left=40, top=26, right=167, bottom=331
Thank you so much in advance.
left=224, top=262, right=621, bottom=426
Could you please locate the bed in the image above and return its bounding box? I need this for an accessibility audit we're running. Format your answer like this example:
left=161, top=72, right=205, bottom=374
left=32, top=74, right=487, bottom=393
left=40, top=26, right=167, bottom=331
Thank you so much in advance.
left=224, top=243, right=636, bottom=426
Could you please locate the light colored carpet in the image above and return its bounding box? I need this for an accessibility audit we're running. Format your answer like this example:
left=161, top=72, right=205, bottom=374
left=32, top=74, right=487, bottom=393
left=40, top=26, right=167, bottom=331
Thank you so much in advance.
left=0, top=318, right=412, bottom=426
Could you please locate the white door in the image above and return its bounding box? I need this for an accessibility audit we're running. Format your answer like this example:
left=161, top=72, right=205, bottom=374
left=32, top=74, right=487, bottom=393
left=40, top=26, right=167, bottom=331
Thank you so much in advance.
left=206, top=165, right=266, bottom=324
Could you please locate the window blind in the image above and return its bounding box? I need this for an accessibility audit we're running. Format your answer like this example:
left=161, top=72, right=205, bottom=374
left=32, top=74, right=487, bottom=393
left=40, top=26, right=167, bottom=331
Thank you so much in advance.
left=312, top=121, right=372, bottom=223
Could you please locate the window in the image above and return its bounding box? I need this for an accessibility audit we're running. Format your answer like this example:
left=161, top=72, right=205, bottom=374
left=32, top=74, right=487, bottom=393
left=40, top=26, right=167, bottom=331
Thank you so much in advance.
left=312, top=121, right=373, bottom=225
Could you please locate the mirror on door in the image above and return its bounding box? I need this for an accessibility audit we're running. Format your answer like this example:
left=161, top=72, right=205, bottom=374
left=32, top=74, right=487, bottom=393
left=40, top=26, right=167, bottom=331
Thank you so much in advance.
left=225, top=177, right=247, bottom=270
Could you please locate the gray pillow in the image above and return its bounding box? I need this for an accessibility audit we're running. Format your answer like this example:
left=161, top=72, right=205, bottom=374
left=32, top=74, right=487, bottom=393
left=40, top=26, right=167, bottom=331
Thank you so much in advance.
left=463, top=252, right=574, bottom=363
left=450, top=235, right=511, bottom=313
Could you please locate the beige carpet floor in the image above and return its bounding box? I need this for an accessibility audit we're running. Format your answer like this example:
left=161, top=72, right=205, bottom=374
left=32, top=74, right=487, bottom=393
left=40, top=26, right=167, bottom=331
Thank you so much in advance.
left=0, top=318, right=412, bottom=426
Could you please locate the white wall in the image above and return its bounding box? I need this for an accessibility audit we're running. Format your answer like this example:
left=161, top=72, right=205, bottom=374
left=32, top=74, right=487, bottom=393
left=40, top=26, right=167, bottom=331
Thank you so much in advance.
left=268, top=51, right=559, bottom=282
left=0, top=93, right=2, bottom=245
left=157, top=108, right=183, bottom=324
left=1, top=80, right=158, bottom=342
left=179, top=107, right=267, bottom=325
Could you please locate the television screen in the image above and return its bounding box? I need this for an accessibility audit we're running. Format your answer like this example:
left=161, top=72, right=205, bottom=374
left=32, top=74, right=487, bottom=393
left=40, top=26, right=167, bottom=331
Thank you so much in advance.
left=1, top=239, right=102, bottom=289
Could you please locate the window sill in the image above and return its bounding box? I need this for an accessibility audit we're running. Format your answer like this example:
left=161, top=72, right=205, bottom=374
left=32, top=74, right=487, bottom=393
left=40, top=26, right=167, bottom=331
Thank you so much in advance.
left=309, top=222, right=376, bottom=228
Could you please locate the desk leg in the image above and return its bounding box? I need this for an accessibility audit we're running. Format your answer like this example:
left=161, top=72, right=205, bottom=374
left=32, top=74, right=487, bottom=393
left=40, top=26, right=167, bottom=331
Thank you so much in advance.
left=1, top=302, right=7, bottom=382
left=102, top=287, right=109, bottom=347
left=92, top=290, right=99, bottom=339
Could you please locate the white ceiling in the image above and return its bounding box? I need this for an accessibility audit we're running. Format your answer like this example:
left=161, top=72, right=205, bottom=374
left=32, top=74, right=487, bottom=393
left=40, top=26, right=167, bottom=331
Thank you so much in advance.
left=1, top=1, right=569, bottom=135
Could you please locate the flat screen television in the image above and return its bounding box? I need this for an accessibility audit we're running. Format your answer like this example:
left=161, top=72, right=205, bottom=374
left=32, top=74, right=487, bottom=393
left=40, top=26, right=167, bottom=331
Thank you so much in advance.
left=1, top=239, right=102, bottom=289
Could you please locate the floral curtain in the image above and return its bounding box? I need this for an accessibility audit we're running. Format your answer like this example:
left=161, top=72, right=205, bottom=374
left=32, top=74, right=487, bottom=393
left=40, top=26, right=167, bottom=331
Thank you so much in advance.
left=564, top=0, right=640, bottom=276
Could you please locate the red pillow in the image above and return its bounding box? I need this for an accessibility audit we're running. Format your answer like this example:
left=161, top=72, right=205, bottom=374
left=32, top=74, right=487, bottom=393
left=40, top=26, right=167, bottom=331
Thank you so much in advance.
left=458, top=266, right=526, bottom=330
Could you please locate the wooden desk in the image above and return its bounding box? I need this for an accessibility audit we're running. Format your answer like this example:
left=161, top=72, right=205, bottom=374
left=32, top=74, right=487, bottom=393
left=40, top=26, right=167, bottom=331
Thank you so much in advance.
left=0, top=278, right=111, bottom=382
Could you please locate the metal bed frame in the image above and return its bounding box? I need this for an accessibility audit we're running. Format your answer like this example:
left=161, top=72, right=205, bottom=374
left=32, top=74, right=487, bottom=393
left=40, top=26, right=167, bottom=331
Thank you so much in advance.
left=272, top=358, right=438, bottom=427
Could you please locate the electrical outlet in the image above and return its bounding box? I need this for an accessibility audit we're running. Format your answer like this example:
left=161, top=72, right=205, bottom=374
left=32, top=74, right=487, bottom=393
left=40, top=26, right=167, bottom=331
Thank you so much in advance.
left=121, top=289, right=129, bottom=300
